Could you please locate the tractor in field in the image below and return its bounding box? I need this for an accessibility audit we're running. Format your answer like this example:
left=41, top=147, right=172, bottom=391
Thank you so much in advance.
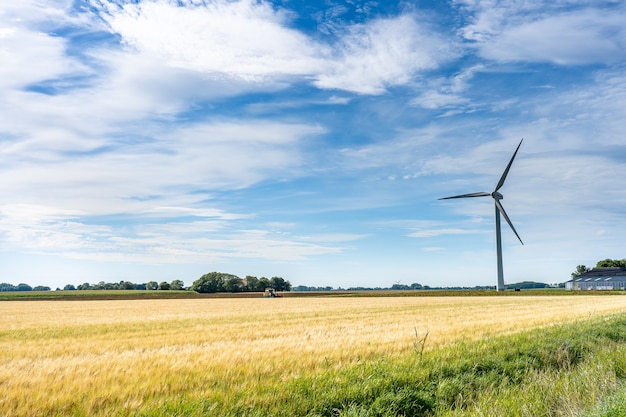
left=263, top=288, right=282, bottom=298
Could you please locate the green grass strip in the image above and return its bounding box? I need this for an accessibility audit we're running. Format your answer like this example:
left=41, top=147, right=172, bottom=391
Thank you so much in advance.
left=141, top=314, right=626, bottom=417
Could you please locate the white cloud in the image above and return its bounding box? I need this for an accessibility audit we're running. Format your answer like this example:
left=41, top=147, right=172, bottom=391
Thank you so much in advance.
left=315, top=14, right=455, bottom=94
left=92, top=1, right=454, bottom=95
left=0, top=119, right=324, bottom=215
left=411, top=64, right=485, bottom=111
left=0, top=26, right=87, bottom=91
left=413, top=91, right=470, bottom=110
left=94, top=0, right=326, bottom=79
left=0, top=202, right=344, bottom=263
left=457, top=1, right=626, bottom=65
left=481, top=10, right=626, bottom=64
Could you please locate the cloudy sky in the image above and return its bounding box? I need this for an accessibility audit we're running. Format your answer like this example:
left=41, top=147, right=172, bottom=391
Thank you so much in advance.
left=1, top=0, right=625, bottom=289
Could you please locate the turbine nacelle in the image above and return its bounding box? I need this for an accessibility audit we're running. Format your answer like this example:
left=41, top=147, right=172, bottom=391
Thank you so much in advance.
left=491, top=191, right=503, bottom=200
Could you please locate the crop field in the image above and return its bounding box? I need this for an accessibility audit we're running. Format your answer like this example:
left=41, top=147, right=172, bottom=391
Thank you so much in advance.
left=2, top=295, right=626, bottom=416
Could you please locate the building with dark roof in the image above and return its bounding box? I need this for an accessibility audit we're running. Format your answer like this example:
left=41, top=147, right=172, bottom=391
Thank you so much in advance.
left=566, top=267, right=626, bottom=290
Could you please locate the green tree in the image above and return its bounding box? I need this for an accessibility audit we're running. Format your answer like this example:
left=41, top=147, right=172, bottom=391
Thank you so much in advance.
left=571, top=265, right=591, bottom=278
left=119, top=281, right=136, bottom=290
left=63, top=284, right=76, bottom=291
left=93, top=281, right=106, bottom=290
left=158, top=281, right=171, bottom=290
left=224, top=277, right=244, bottom=292
left=596, top=259, right=626, bottom=268
left=146, top=281, right=158, bottom=290
left=170, top=280, right=185, bottom=290
left=245, top=275, right=259, bottom=291
left=269, top=276, right=291, bottom=292
left=257, top=277, right=271, bottom=291
left=191, top=272, right=239, bottom=293
left=32, top=285, right=51, bottom=291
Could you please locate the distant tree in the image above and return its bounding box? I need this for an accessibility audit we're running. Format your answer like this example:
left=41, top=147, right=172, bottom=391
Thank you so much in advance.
left=245, top=276, right=259, bottom=291
left=77, top=282, right=91, bottom=290
left=135, top=283, right=147, bottom=290
left=146, top=281, right=158, bottom=291
left=257, top=277, right=271, bottom=291
left=506, top=281, right=549, bottom=289
left=572, top=265, right=591, bottom=278
left=391, top=283, right=410, bottom=290
left=170, top=280, right=185, bottom=290
left=410, top=283, right=423, bottom=290
left=32, top=286, right=51, bottom=291
left=596, top=259, right=626, bottom=268
left=92, top=281, right=106, bottom=290
left=269, top=276, right=290, bottom=292
left=191, top=272, right=238, bottom=293
left=293, top=285, right=334, bottom=291
left=222, top=277, right=244, bottom=292
left=0, top=283, right=17, bottom=292
left=63, top=284, right=76, bottom=291
left=158, top=281, right=171, bottom=290
left=119, top=281, right=136, bottom=290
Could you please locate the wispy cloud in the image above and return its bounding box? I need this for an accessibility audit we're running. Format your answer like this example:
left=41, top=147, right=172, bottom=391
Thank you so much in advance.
left=457, top=1, right=626, bottom=65
left=314, top=14, right=457, bottom=94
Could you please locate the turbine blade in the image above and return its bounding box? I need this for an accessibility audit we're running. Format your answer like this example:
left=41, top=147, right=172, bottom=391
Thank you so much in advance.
left=494, top=199, right=523, bottom=245
left=439, top=192, right=491, bottom=200
left=495, top=139, right=523, bottom=192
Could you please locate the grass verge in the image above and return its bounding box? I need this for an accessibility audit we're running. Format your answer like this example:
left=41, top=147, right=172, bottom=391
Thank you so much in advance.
left=140, top=314, right=626, bottom=417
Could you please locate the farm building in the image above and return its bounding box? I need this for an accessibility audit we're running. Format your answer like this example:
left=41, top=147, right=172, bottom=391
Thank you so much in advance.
left=566, top=267, right=626, bottom=290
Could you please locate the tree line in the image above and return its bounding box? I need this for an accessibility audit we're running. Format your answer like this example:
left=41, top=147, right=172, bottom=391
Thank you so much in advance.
left=0, top=280, right=186, bottom=292
left=0, top=283, right=51, bottom=292
left=293, top=282, right=555, bottom=292
left=0, top=272, right=291, bottom=293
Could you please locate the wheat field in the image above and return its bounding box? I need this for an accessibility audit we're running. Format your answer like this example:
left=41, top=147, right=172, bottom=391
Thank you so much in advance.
left=1, top=295, right=626, bottom=416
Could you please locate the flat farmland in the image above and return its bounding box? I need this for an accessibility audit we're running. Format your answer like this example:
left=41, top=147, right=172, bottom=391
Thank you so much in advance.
left=2, top=295, right=626, bottom=416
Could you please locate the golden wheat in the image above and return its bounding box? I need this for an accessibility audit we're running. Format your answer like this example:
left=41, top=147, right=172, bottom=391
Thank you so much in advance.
left=1, top=295, right=625, bottom=416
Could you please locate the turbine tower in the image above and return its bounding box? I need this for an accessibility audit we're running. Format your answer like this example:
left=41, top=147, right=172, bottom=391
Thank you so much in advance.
left=439, top=139, right=524, bottom=291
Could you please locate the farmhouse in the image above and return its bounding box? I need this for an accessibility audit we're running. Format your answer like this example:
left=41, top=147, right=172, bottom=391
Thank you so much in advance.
left=566, top=267, right=626, bottom=290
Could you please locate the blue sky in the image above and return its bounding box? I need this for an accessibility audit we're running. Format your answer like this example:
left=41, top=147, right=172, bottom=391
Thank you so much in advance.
left=1, top=0, right=625, bottom=289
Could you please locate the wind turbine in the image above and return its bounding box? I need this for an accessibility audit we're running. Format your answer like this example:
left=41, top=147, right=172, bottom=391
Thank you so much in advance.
left=439, top=139, right=524, bottom=291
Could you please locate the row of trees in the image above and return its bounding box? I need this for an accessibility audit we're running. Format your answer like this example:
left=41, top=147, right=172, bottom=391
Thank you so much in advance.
left=72, top=280, right=185, bottom=291
left=2, top=273, right=291, bottom=293
left=293, top=282, right=553, bottom=292
left=571, top=258, right=626, bottom=278
left=0, top=280, right=187, bottom=292
left=190, top=272, right=291, bottom=293
left=0, top=283, right=51, bottom=292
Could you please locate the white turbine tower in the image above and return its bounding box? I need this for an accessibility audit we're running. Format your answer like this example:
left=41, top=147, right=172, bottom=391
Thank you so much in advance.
left=439, top=139, right=524, bottom=291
